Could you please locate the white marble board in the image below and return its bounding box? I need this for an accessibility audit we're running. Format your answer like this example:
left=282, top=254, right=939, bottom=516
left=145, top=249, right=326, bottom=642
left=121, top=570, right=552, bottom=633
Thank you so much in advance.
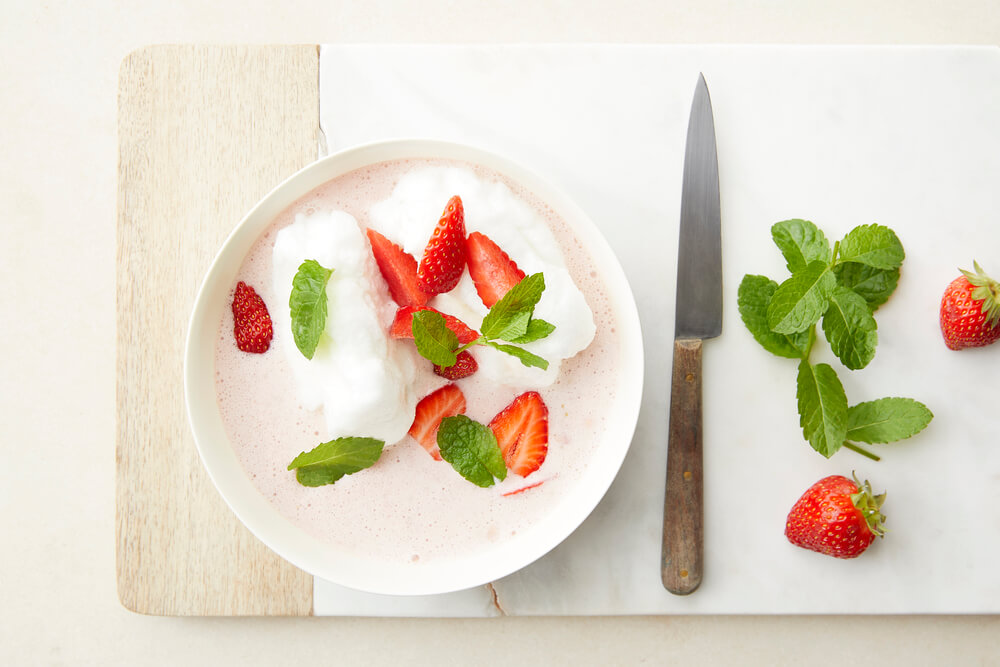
left=313, top=45, right=1000, bottom=616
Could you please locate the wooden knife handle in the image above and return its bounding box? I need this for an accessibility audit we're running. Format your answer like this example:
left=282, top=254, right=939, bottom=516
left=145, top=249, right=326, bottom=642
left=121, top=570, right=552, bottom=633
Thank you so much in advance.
left=661, top=338, right=704, bottom=595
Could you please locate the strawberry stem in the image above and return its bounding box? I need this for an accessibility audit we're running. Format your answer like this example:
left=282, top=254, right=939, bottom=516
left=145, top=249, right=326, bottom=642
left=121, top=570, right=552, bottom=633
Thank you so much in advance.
left=843, top=440, right=880, bottom=462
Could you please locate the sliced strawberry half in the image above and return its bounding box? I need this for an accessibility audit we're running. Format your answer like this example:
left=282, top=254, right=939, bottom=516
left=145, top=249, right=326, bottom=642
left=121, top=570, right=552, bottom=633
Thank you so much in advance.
left=367, top=228, right=427, bottom=307
left=434, top=351, right=478, bottom=380
left=466, top=231, right=526, bottom=308
left=389, top=305, right=479, bottom=344
left=408, top=384, right=466, bottom=460
left=489, top=391, right=549, bottom=478
left=417, top=195, right=467, bottom=296
left=231, top=281, right=273, bottom=353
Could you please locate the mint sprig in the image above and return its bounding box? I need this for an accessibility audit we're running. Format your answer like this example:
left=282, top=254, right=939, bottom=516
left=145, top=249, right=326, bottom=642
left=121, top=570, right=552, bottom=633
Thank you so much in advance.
left=412, top=272, right=554, bottom=371
left=289, top=259, right=334, bottom=360
left=738, top=219, right=932, bottom=460
left=437, top=415, right=507, bottom=487
left=287, top=436, right=384, bottom=487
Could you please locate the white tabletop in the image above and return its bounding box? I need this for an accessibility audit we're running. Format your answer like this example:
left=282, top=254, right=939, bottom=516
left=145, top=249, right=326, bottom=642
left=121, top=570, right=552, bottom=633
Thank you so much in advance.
left=4, top=1, right=999, bottom=664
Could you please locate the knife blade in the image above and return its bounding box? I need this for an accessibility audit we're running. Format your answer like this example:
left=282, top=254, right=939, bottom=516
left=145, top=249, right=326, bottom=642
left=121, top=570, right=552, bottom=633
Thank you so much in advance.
left=661, top=73, right=721, bottom=595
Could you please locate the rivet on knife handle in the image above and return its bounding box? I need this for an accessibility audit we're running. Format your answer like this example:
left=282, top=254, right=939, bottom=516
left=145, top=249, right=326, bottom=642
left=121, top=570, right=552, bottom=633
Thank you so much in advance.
left=662, top=338, right=704, bottom=594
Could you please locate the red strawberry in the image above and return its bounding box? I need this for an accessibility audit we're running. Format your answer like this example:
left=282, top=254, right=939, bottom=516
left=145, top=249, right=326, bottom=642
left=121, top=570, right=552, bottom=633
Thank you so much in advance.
left=784, top=474, right=886, bottom=559
left=489, top=391, right=549, bottom=478
left=231, top=281, right=273, bottom=353
left=366, top=228, right=427, bottom=307
left=434, top=351, right=478, bottom=380
left=466, top=231, right=526, bottom=308
left=389, top=305, right=479, bottom=344
left=417, top=195, right=467, bottom=295
left=940, top=261, right=1000, bottom=350
left=408, top=384, right=466, bottom=460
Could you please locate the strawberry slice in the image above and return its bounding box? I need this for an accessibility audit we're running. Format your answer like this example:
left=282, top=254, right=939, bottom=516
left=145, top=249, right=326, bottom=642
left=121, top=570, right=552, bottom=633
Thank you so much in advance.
left=417, top=195, right=467, bottom=296
left=466, top=231, right=526, bottom=308
left=408, top=384, right=466, bottom=460
left=489, top=391, right=548, bottom=477
left=231, top=281, right=273, bottom=353
left=366, top=228, right=427, bottom=307
left=389, top=306, right=479, bottom=345
left=434, top=351, right=478, bottom=380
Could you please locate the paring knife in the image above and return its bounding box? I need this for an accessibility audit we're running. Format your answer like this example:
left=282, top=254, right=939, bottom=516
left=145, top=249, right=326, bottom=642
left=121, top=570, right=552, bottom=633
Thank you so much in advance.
left=661, top=74, right=722, bottom=595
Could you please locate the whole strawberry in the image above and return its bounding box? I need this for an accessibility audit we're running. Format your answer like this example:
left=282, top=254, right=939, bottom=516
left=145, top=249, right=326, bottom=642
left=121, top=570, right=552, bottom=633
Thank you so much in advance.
left=232, top=281, right=273, bottom=353
left=940, top=261, right=1000, bottom=350
left=784, top=474, right=885, bottom=559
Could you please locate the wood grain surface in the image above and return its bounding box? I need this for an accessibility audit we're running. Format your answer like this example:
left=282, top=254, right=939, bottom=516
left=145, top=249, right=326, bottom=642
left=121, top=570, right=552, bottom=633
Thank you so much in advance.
left=661, top=338, right=704, bottom=595
left=116, top=45, right=318, bottom=616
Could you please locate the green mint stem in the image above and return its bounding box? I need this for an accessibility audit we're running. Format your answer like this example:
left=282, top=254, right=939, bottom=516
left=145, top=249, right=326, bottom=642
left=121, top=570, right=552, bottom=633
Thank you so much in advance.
left=455, top=337, right=485, bottom=354
left=842, top=440, right=881, bottom=462
left=831, top=240, right=841, bottom=266
left=803, top=324, right=816, bottom=361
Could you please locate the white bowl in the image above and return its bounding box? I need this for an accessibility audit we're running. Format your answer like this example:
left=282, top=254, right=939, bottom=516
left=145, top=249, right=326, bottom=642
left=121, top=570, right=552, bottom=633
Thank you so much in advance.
left=184, top=139, right=643, bottom=595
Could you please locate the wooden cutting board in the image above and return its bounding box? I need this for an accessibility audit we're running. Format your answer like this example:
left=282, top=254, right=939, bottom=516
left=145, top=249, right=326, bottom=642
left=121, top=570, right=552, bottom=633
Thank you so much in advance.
left=116, top=45, right=317, bottom=615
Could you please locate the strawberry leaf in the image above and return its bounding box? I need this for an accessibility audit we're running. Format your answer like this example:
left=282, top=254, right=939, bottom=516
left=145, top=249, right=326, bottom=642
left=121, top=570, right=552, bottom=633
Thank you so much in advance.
left=289, top=259, right=334, bottom=360
left=738, top=274, right=811, bottom=359
left=846, top=398, right=934, bottom=444
left=412, top=310, right=459, bottom=367
left=287, top=436, right=384, bottom=487
left=767, top=261, right=837, bottom=334
left=833, top=263, right=900, bottom=310
left=771, top=219, right=832, bottom=273
left=438, top=415, right=507, bottom=487
left=796, top=361, right=848, bottom=458
left=837, top=224, right=905, bottom=270
left=822, top=286, right=879, bottom=370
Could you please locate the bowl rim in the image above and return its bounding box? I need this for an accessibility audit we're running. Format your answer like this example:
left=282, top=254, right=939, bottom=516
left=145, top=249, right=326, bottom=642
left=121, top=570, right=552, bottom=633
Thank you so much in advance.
left=184, top=138, right=644, bottom=596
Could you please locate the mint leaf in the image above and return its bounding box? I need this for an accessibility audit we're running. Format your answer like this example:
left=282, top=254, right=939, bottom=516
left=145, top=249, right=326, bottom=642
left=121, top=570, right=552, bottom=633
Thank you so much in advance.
left=847, top=398, right=933, bottom=444
left=822, top=286, right=879, bottom=370
left=738, top=274, right=811, bottom=359
left=289, top=259, right=334, bottom=360
left=833, top=263, right=900, bottom=310
left=481, top=273, right=545, bottom=341
left=485, top=341, right=550, bottom=370
left=287, top=436, right=384, bottom=487
left=837, top=224, right=905, bottom=270
left=767, top=261, right=837, bottom=334
left=796, top=361, right=848, bottom=458
left=412, top=310, right=459, bottom=367
left=508, top=318, right=556, bottom=344
left=437, top=415, right=507, bottom=487
left=771, top=219, right=832, bottom=273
